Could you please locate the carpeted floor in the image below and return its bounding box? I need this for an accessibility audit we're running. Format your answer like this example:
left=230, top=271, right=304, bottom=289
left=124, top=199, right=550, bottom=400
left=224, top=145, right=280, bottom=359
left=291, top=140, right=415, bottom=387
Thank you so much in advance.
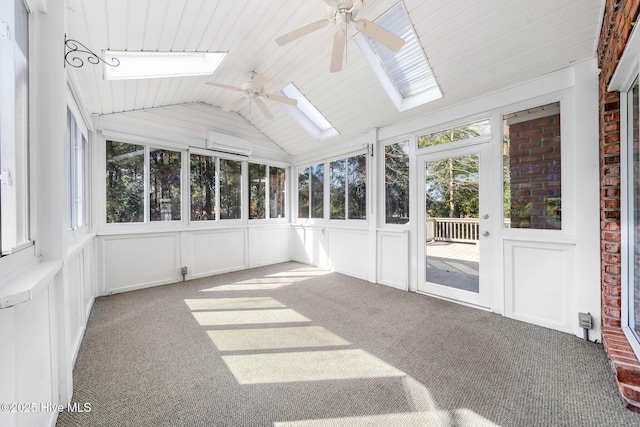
left=56, top=262, right=640, bottom=427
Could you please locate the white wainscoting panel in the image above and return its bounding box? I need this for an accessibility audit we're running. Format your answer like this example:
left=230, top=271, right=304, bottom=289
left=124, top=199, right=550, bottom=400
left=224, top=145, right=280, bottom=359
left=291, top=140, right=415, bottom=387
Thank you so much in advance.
left=292, top=226, right=326, bottom=267
left=82, top=242, right=96, bottom=318
left=377, top=230, right=409, bottom=290
left=250, top=226, right=291, bottom=267
left=190, top=229, right=247, bottom=278
left=504, top=240, right=575, bottom=332
left=65, top=254, right=84, bottom=358
left=100, top=233, right=180, bottom=294
left=13, top=283, right=55, bottom=427
left=326, top=228, right=369, bottom=280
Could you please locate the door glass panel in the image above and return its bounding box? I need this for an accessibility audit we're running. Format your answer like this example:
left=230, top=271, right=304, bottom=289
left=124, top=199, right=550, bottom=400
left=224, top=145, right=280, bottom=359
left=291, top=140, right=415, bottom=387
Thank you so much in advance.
left=425, top=154, right=480, bottom=293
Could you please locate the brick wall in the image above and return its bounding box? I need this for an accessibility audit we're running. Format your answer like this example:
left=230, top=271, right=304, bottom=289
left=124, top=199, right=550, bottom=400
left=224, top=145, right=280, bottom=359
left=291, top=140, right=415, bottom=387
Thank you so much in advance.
left=507, top=112, right=562, bottom=229
left=598, top=0, right=640, bottom=412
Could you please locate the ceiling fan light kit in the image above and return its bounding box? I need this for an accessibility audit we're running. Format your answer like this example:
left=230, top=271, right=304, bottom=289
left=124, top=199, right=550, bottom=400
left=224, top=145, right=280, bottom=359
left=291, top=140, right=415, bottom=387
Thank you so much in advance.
left=275, top=0, right=406, bottom=73
left=205, top=71, right=297, bottom=119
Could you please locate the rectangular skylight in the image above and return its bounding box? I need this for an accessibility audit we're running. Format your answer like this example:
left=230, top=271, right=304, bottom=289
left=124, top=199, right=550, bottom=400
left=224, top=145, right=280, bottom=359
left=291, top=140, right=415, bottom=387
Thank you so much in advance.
left=103, top=51, right=227, bottom=80
left=279, top=83, right=339, bottom=140
left=355, top=2, right=442, bottom=112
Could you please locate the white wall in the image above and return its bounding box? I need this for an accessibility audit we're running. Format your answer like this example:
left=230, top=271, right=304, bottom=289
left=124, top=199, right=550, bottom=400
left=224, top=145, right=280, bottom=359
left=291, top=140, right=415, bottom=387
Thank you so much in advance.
left=290, top=60, right=601, bottom=340
left=98, top=225, right=291, bottom=294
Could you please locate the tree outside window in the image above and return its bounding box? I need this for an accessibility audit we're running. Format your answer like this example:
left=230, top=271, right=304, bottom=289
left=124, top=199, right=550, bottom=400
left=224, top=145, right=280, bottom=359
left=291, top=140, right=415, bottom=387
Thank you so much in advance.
left=149, top=148, right=181, bottom=221
left=106, top=141, right=144, bottom=223
left=385, top=142, right=410, bottom=224
left=220, top=158, right=242, bottom=219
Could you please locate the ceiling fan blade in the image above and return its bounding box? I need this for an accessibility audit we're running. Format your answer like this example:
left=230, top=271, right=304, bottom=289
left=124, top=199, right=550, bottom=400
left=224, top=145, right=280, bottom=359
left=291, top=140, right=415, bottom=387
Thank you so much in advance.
left=330, top=31, right=346, bottom=73
left=276, top=19, right=330, bottom=45
left=255, top=99, right=274, bottom=120
left=264, top=93, right=298, bottom=106
left=251, top=73, right=265, bottom=92
left=222, top=96, right=247, bottom=112
left=355, top=18, right=405, bottom=52
left=205, top=82, right=244, bottom=92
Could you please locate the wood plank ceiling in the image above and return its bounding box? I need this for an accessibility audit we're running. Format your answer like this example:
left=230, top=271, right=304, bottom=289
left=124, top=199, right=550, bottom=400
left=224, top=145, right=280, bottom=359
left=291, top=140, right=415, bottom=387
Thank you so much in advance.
left=66, top=0, right=603, bottom=157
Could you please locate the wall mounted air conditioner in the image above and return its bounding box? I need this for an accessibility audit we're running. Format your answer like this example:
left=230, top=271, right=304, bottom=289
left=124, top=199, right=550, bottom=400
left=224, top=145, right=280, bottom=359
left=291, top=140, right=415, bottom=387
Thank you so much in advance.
left=206, top=131, right=252, bottom=156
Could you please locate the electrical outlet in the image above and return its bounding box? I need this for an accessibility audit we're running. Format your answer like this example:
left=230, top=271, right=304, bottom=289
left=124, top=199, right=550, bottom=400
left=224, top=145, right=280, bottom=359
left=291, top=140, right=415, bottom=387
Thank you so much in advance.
left=578, top=312, right=592, bottom=329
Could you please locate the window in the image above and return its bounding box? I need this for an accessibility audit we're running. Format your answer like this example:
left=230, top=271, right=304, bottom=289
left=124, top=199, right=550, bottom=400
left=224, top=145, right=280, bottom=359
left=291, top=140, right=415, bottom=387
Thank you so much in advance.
left=249, top=163, right=266, bottom=219
left=418, top=119, right=491, bottom=149
left=503, top=102, right=561, bottom=229
left=103, top=51, right=227, bottom=80
left=190, top=154, right=216, bottom=220
left=106, top=141, right=145, bottom=223
left=219, top=158, right=242, bottom=219
left=385, top=141, right=410, bottom=224
left=300, top=153, right=367, bottom=221
left=298, top=167, right=309, bottom=219
left=249, top=163, right=286, bottom=220
left=330, top=154, right=367, bottom=220
left=149, top=148, right=181, bottom=221
left=297, top=163, right=325, bottom=219
left=189, top=153, right=244, bottom=222
left=311, top=164, right=324, bottom=219
left=626, top=77, right=640, bottom=351
left=106, top=140, right=182, bottom=223
left=67, top=108, right=88, bottom=230
left=269, top=166, right=286, bottom=219
left=279, top=83, right=339, bottom=140
left=0, top=0, right=30, bottom=254
left=355, top=2, right=442, bottom=112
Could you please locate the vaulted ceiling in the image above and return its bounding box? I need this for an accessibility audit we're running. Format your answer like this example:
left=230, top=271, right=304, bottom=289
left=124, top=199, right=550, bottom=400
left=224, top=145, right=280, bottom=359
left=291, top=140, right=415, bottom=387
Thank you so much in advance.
left=66, top=0, right=603, bottom=157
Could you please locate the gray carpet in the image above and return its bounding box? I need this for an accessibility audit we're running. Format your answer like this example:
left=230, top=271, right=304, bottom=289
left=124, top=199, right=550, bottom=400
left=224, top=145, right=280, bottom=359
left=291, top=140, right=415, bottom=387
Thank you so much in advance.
left=56, top=262, right=640, bottom=427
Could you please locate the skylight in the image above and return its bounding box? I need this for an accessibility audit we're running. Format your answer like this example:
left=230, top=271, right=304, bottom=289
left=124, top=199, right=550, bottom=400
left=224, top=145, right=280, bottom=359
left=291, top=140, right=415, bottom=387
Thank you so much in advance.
left=279, top=83, right=339, bottom=140
left=355, top=3, right=442, bottom=112
left=103, top=51, right=227, bottom=80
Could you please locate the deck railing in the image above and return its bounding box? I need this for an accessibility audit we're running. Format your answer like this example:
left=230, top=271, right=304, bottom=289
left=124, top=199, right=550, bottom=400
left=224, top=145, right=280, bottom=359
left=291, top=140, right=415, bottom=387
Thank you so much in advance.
left=428, top=218, right=479, bottom=243
left=426, top=218, right=512, bottom=243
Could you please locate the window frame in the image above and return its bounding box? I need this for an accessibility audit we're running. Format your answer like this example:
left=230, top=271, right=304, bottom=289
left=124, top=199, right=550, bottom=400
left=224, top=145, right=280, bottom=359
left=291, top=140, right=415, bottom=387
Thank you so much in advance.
left=0, top=0, right=31, bottom=255
left=66, top=106, right=89, bottom=234
left=102, top=135, right=188, bottom=228
left=296, top=150, right=368, bottom=225
left=187, top=147, right=247, bottom=225
left=247, top=160, right=288, bottom=222
left=382, top=139, right=411, bottom=226
left=622, top=66, right=640, bottom=360
left=501, top=101, right=563, bottom=231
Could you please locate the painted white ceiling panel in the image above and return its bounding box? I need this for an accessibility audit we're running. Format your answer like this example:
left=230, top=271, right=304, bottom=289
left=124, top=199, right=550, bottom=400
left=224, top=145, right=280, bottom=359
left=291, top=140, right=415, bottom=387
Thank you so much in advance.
left=66, top=0, right=603, bottom=157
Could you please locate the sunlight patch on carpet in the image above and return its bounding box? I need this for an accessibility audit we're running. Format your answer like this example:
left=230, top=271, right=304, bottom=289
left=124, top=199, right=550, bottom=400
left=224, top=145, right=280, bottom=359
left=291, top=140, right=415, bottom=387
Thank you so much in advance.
left=207, top=326, right=350, bottom=351
left=222, top=349, right=405, bottom=384
left=184, top=297, right=285, bottom=311
left=192, top=309, right=311, bottom=326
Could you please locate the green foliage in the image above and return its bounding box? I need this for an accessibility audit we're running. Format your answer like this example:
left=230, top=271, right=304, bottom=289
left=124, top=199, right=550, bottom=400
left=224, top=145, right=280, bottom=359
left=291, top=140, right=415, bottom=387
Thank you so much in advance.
left=385, top=142, right=410, bottom=223
left=249, top=163, right=266, bottom=219
left=220, top=159, right=242, bottom=219
left=425, top=155, right=479, bottom=219
left=190, top=154, right=216, bottom=220
left=106, top=141, right=144, bottom=223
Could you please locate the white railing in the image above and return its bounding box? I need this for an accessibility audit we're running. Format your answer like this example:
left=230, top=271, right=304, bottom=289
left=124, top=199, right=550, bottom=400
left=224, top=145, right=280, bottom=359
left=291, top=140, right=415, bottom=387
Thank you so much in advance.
left=426, top=218, right=478, bottom=243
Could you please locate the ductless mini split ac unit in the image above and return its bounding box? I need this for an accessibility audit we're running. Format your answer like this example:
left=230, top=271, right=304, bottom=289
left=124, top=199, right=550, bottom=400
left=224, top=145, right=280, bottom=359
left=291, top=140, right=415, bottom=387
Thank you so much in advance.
left=205, top=130, right=252, bottom=156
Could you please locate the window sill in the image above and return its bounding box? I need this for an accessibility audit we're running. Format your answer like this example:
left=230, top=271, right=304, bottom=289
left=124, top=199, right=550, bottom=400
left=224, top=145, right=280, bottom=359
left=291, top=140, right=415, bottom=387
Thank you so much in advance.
left=602, top=325, right=640, bottom=411
left=0, top=260, right=62, bottom=309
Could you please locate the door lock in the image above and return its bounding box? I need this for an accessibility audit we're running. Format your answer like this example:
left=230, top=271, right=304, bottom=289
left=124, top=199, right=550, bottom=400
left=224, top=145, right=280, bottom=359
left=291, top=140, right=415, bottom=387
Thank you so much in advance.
left=482, top=214, right=489, bottom=219
left=482, top=231, right=490, bottom=237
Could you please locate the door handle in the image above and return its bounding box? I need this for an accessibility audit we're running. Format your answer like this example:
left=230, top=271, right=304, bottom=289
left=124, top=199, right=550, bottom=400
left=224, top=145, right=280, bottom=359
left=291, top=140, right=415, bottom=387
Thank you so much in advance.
left=482, top=231, right=489, bottom=237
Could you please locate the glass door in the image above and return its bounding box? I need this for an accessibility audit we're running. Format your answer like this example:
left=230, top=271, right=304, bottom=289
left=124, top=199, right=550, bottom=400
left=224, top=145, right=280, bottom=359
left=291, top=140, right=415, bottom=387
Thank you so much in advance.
left=417, top=143, right=491, bottom=307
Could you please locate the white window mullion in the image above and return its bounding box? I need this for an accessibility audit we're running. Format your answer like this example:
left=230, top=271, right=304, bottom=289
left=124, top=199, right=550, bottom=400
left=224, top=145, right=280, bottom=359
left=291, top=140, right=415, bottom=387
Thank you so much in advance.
left=144, top=146, right=150, bottom=223
left=215, top=157, right=220, bottom=221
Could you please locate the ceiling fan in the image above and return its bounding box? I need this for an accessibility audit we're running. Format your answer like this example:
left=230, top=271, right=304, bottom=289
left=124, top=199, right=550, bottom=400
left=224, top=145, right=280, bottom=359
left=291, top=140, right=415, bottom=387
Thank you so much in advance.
left=275, top=0, right=406, bottom=73
left=205, top=72, right=297, bottom=120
